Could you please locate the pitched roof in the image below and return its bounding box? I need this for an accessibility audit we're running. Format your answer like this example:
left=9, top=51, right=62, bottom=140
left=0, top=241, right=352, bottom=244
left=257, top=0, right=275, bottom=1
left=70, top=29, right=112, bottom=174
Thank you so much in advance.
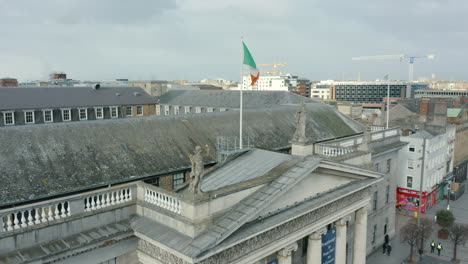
left=158, top=90, right=316, bottom=108
left=0, top=104, right=363, bottom=207
left=0, top=86, right=155, bottom=110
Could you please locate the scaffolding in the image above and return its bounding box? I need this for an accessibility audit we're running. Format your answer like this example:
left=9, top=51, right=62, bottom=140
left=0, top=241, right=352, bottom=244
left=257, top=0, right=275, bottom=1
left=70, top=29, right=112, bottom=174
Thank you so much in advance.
left=216, top=136, right=254, bottom=163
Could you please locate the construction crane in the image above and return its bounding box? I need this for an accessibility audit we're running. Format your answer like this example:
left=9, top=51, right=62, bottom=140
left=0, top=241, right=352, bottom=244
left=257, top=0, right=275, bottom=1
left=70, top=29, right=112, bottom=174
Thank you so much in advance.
left=352, top=54, right=435, bottom=81
left=257, top=57, right=287, bottom=75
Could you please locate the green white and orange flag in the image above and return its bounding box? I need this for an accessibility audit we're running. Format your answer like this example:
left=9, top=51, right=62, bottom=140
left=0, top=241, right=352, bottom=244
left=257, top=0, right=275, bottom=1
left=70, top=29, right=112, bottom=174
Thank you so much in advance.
left=243, top=42, right=260, bottom=86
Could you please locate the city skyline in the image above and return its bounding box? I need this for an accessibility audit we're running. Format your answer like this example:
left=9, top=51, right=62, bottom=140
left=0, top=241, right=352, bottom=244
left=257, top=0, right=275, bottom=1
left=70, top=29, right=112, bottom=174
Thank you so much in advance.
left=1, top=0, right=467, bottom=82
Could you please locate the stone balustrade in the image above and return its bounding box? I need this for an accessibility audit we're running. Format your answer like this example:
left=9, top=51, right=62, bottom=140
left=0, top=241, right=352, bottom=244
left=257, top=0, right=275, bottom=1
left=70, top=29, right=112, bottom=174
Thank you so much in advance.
left=315, top=144, right=355, bottom=157
left=1, top=201, right=70, bottom=232
left=84, top=187, right=132, bottom=212
left=370, top=125, right=386, bottom=132
left=0, top=185, right=135, bottom=234
left=144, top=186, right=181, bottom=214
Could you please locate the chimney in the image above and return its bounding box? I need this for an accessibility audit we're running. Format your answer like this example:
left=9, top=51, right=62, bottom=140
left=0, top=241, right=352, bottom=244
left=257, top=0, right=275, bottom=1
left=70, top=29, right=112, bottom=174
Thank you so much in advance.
left=419, top=98, right=430, bottom=115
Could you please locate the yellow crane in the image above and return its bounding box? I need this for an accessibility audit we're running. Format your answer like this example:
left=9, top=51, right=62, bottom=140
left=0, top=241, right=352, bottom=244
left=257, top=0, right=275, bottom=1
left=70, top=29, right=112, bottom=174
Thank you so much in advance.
left=258, top=58, right=287, bottom=75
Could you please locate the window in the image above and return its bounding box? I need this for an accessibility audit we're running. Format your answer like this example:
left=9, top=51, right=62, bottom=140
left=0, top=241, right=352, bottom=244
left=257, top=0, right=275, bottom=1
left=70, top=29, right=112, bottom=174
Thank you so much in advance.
left=79, top=108, right=88, bottom=120
left=155, top=105, right=161, bottom=116
left=407, top=176, right=413, bottom=188
left=3, top=111, right=14, bottom=125
left=184, top=106, right=190, bottom=114
left=24, top=111, right=35, bottom=124
left=126, top=106, right=133, bottom=116
left=163, top=105, right=169, bottom=116
left=373, top=191, right=378, bottom=210
left=195, top=107, right=201, bottom=113
left=174, top=106, right=179, bottom=115
left=372, top=224, right=377, bottom=244
left=61, top=109, right=71, bottom=121
left=172, top=173, right=185, bottom=189
left=43, top=110, right=53, bottom=123
left=386, top=185, right=390, bottom=204
left=409, top=145, right=415, bottom=152
left=144, top=177, right=159, bottom=187
left=386, top=159, right=391, bottom=173
left=137, top=105, right=143, bottom=116
left=207, top=107, right=213, bottom=113
left=375, top=163, right=380, bottom=172
left=110, top=106, right=118, bottom=118
left=95, top=107, right=104, bottom=119
left=408, top=159, right=414, bottom=169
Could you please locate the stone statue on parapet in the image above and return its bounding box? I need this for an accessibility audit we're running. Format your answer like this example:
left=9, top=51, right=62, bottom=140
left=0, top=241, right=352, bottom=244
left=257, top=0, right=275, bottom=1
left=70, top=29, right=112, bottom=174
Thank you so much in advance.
left=292, top=101, right=310, bottom=143
left=188, top=145, right=210, bottom=194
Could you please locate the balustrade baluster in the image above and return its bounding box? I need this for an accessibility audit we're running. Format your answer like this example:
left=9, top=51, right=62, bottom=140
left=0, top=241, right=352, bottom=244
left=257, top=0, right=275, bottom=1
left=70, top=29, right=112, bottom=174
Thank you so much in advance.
left=128, top=188, right=132, bottom=200
left=84, top=198, right=89, bottom=212
left=47, top=205, right=54, bottom=221
left=20, top=211, right=28, bottom=227
left=6, top=214, right=13, bottom=231
left=28, top=209, right=34, bottom=226
left=1, top=215, right=5, bottom=232
left=13, top=212, right=20, bottom=229
left=41, top=207, right=47, bottom=223
left=35, top=208, right=41, bottom=225
left=60, top=202, right=66, bottom=218
left=110, top=191, right=115, bottom=205
left=96, top=195, right=102, bottom=209
left=54, top=204, right=60, bottom=219
left=105, top=193, right=110, bottom=207
left=90, top=196, right=96, bottom=210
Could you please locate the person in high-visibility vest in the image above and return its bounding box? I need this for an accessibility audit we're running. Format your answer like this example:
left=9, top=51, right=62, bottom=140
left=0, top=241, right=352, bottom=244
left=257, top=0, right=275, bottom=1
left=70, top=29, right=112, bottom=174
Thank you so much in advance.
left=430, top=241, right=435, bottom=253
left=437, top=242, right=443, bottom=256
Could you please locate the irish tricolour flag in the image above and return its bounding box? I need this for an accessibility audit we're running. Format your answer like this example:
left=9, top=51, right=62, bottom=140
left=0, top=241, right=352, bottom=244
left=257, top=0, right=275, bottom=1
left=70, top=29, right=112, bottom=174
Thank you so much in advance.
left=243, top=42, right=260, bottom=86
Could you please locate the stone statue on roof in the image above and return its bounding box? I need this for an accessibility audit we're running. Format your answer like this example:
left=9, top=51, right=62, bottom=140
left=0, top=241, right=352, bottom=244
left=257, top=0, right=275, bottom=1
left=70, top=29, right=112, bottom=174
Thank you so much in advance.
left=188, top=145, right=210, bottom=194
left=292, top=101, right=310, bottom=143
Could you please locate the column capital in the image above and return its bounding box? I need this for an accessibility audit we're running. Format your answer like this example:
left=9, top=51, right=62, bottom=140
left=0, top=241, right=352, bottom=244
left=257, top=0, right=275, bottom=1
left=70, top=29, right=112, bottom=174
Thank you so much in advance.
left=335, top=215, right=352, bottom=226
left=278, top=242, right=298, bottom=257
left=309, top=227, right=327, bottom=240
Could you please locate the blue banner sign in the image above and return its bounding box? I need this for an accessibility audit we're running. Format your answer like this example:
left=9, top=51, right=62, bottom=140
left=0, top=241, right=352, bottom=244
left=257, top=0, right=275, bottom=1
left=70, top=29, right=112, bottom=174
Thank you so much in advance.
left=322, top=226, right=336, bottom=264
left=267, top=259, right=278, bottom=264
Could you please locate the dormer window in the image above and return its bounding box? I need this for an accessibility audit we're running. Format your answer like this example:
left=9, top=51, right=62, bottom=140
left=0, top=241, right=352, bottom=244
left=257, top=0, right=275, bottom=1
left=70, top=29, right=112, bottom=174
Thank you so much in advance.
left=24, top=110, right=35, bottom=124
left=95, top=107, right=104, bottom=119
left=137, top=105, right=143, bottom=116
left=3, top=111, right=14, bottom=125
left=79, top=108, right=88, bottom=120
left=110, top=106, right=118, bottom=118
left=61, top=109, right=71, bottom=121
left=43, top=110, right=53, bottom=122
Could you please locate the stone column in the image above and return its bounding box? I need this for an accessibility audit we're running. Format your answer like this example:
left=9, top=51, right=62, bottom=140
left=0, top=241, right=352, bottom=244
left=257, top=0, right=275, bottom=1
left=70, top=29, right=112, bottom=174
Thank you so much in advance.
left=307, top=228, right=327, bottom=264
left=353, top=207, right=368, bottom=264
left=335, top=216, right=350, bottom=264
left=277, top=242, right=298, bottom=264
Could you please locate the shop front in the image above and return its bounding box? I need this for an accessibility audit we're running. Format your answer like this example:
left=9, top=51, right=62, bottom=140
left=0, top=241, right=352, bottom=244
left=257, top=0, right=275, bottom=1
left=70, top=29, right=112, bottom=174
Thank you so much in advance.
left=396, top=186, right=437, bottom=213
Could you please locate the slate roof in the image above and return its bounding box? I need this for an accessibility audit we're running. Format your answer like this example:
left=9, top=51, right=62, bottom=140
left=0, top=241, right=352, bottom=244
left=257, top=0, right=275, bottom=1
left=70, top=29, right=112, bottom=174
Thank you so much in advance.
left=0, top=86, right=155, bottom=110
left=0, top=103, right=363, bottom=207
left=157, top=90, right=317, bottom=108
left=201, top=149, right=291, bottom=192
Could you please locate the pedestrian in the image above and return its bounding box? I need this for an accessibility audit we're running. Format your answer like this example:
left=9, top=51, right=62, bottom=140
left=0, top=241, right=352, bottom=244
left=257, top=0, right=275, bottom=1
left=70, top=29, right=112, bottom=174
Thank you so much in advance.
left=382, top=242, right=387, bottom=255
left=437, top=243, right=443, bottom=256
left=384, top=234, right=389, bottom=245
left=387, top=243, right=392, bottom=256
left=430, top=240, right=435, bottom=253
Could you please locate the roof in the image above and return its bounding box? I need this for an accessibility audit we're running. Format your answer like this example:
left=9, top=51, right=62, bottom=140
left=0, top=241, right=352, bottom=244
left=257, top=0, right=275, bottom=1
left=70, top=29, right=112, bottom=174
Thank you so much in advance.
left=201, top=149, right=291, bottom=192
left=447, top=108, right=462, bottom=117
left=0, top=86, right=155, bottom=110
left=157, top=90, right=316, bottom=108
left=408, top=130, right=435, bottom=139
left=0, top=104, right=363, bottom=207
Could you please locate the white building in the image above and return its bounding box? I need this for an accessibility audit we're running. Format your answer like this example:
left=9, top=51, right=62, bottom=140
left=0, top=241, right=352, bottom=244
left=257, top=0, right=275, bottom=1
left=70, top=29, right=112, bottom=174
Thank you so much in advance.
left=237, top=74, right=299, bottom=91
left=396, top=126, right=456, bottom=213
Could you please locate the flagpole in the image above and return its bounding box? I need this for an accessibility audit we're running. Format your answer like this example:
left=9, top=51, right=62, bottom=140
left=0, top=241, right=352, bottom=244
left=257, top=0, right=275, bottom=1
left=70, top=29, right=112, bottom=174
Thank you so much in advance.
left=239, top=37, right=243, bottom=149
left=386, top=79, right=390, bottom=129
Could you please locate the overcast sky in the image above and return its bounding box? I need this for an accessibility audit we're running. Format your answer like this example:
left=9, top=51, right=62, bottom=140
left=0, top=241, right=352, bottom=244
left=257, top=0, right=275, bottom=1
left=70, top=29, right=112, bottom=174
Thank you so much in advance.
left=1, top=0, right=467, bottom=82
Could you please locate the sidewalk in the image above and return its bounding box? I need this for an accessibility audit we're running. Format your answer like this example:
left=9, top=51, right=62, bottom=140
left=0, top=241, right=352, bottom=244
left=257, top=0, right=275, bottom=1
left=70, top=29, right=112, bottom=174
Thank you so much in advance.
left=367, top=184, right=468, bottom=263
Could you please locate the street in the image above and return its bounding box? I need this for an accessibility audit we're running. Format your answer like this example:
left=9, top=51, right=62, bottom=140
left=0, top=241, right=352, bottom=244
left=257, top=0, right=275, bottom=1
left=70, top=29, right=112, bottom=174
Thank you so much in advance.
left=367, top=184, right=468, bottom=264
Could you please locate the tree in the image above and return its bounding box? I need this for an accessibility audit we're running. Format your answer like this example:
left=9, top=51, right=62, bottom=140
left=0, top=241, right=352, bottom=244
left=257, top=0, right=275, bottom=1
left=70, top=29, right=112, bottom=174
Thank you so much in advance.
left=417, top=218, right=434, bottom=251
left=448, top=224, right=468, bottom=262
left=436, top=209, right=455, bottom=229
left=401, top=219, right=419, bottom=263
